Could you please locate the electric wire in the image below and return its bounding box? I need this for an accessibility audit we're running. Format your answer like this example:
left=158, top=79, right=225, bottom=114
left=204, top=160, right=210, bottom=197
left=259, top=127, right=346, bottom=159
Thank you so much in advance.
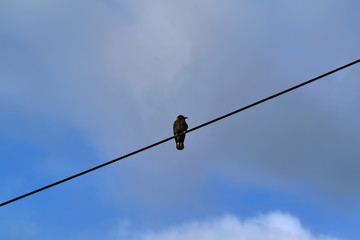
left=1, top=58, right=359, bottom=208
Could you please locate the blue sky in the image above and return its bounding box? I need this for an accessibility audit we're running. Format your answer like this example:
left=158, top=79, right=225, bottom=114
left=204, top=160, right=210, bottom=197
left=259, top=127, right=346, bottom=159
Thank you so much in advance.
left=1, top=0, right=360, bottom=239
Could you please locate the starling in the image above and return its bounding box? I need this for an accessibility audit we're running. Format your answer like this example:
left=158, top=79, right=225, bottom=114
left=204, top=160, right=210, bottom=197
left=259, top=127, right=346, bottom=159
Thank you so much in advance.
left=173, top=115, right=188, bottom=150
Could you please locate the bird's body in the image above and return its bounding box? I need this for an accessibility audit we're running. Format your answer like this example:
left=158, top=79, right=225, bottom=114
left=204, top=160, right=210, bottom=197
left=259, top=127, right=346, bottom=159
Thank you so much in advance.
left=173, top=115, right=188, bottom=150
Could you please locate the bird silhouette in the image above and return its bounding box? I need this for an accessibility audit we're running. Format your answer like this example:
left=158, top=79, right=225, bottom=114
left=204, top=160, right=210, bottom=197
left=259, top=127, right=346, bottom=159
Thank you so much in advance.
left=173, top=115, right=188, bottom=150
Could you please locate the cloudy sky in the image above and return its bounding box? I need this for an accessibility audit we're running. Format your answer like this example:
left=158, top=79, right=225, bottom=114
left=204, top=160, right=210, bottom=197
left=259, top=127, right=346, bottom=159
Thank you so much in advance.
left=1, top=0, right=359, bottom=239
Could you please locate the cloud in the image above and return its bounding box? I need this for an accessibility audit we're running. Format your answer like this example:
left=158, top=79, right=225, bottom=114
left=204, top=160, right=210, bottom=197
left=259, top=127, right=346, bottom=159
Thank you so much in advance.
left=116, top=212, right=339, bottom=240
left=1, top=0, right=360, bottom=211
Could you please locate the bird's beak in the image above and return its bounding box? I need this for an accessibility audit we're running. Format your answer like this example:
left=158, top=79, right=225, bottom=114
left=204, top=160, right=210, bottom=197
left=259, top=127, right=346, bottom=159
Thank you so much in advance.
left=184, top=117, right=188, bottom=119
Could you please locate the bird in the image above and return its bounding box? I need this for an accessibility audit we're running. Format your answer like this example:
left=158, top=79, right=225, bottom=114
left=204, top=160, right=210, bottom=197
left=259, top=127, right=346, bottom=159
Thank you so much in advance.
left=173, top=115, right=188, bottom=150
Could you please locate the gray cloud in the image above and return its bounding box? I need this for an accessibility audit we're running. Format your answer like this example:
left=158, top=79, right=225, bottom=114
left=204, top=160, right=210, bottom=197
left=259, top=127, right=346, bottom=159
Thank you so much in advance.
left=1, top=0, right=360, bottom=214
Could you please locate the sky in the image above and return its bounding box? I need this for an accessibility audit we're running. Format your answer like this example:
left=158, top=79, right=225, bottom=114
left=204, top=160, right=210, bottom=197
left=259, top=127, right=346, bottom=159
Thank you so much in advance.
left=0, top=0, right=359, bottom=239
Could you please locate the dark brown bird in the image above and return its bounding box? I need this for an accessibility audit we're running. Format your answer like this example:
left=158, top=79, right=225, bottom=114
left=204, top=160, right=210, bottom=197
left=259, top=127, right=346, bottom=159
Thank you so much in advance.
left=173, top=115, right=188, bottom=150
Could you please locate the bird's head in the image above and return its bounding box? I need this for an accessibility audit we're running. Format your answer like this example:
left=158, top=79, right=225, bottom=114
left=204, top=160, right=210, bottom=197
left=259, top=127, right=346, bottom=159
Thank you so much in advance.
left=177, top=115, right=188, bottom=119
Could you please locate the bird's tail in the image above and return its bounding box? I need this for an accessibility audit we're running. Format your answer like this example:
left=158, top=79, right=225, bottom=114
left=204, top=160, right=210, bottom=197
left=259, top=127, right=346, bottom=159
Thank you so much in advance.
left=176, top=142, right=184, bottom=150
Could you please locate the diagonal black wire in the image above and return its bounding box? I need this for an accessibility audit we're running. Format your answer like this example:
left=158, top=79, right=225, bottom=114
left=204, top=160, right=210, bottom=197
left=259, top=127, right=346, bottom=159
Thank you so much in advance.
left=187, top=59, right=360, bottom=134
left=1, top=58, right=359, bottom=208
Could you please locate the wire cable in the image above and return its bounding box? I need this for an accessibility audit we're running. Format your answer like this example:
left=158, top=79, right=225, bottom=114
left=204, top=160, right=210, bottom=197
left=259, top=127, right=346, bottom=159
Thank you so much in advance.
left=1, top=58, right=359, bottom=208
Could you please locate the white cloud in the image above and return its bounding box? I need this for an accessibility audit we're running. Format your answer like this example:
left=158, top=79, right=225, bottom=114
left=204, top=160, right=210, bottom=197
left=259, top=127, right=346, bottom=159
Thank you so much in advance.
left=116, top=212, right=339, bottom=240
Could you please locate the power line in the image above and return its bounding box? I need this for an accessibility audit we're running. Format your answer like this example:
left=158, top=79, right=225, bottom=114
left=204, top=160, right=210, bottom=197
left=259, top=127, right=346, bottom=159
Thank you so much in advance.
left=187, top=59, right=360, bottom=133
left=1, top=59, right=359, bottom=208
